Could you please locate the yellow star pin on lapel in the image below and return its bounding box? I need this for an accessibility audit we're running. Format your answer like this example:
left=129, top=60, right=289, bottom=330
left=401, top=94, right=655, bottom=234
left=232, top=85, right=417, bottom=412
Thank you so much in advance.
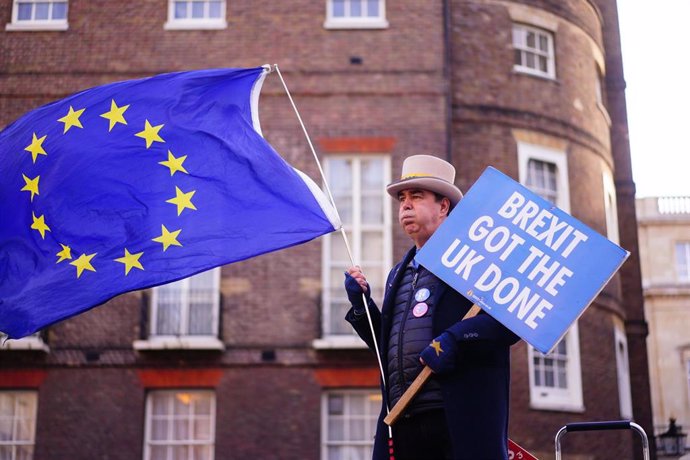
left=431, top=339, right=444, bottom=356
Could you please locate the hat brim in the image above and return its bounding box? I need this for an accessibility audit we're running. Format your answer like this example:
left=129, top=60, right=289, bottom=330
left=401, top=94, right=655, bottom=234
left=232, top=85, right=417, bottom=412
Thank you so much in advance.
left=386, top=177, right=463, bottom=207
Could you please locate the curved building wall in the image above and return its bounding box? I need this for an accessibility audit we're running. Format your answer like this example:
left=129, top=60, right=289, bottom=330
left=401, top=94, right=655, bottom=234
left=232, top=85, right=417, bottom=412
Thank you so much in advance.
left=449, top=1, right=637, bottom=458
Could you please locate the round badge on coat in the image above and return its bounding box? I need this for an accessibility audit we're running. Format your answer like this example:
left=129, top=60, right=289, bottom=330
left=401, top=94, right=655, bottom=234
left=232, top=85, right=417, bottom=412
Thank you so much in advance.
left=415, top=288, right=431, bottom=302
left=412, top=302, right=429, bottom=317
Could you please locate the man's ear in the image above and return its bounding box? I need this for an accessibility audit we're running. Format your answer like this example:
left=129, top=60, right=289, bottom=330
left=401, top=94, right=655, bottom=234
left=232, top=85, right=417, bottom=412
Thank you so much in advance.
left=440, top=197, right=451, bottom=217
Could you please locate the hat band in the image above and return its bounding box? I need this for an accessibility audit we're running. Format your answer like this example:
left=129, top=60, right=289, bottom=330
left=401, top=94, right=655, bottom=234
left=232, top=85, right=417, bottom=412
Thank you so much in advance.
left=401, top=172, right=435, bottom=179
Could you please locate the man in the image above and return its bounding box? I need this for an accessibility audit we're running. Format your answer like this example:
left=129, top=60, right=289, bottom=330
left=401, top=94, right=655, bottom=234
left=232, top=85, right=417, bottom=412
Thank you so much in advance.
left=344, top=155, right=519, bottom=460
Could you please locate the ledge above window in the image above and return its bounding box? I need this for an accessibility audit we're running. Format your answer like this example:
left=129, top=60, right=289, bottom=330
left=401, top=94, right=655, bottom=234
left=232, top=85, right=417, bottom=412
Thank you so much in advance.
left=324, top=17, right=388, bottom=29
left=313, top=335, right=368, bottom=350
left=5, top=20, right=68, bottom=31
left=1, top=335, right=49, bottom=352
left=133, top=336, right=225, bottom=351
left=164, top=19, right=227, bottom=30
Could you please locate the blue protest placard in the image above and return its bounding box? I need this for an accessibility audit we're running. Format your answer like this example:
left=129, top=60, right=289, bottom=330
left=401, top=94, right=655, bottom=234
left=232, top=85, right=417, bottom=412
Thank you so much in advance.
left=416, top=166, right=629, bottom=354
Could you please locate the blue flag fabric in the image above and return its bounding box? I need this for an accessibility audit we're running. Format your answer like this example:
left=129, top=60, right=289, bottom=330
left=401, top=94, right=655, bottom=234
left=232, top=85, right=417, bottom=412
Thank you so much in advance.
left=0, top=66, right=341, bottom=339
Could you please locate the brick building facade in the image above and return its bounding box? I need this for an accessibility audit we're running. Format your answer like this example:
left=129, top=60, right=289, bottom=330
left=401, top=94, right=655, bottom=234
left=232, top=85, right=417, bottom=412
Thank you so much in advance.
left=1, top=1, right=654, bottom=459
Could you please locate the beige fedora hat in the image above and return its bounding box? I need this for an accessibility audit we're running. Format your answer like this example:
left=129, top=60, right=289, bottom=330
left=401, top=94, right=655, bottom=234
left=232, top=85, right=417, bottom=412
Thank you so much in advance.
left=386, top=155, right=463, bottom=206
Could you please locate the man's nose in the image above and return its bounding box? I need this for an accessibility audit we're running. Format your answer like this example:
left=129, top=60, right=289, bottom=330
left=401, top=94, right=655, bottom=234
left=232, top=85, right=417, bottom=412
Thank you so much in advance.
left=400, top=197, right=412, bottom=209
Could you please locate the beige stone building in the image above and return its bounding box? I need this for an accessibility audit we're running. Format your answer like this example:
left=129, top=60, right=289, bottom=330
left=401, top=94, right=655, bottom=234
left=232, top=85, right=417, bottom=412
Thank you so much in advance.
left=637, top=196, right=690, bottom=445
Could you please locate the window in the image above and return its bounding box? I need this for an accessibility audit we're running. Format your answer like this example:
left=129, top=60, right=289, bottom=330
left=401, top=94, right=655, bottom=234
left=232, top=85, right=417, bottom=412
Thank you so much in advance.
left=321, top=390, right=380, bottom=460
left=614, top=324, right=633, bottom=419
left=134, top=268, right=223, bottom=350
left=0, top=391, right=37, bottom=460
left=602, top=169, right=620, bottom=244
left=0, top=333, right=48, bottom=352
left=165, top=0, right=226, bottom=30
left=317, top=155, right=392, bottom=348
left=527, top=325, right=584, bottom=411
left=518, top=141, right=583, bottom=411
left=676, top=242, right=690, bottom=281
left=324, top=0, right=388, bottom=29
left=144, top=390, right=215, bottom=460
left=512, top=23, right=556, bottom=79
left=6, top=0, right=68, bottom=31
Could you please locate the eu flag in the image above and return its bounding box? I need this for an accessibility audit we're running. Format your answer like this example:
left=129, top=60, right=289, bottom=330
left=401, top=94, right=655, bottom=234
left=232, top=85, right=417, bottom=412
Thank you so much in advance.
left=0, top=66, right=341, bottom=339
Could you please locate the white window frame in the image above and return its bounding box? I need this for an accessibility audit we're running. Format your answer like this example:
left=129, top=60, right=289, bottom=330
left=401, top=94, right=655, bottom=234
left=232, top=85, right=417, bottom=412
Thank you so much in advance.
left=6, top=0, right=68, bottom=31
left=324, top=0, right=388, bottom=29
left=321, top=390, right=380, bottom=460
left=143, top=390, right=216, bottom=460
left=602, top=168, right=620, bottom=245
left=133, top=268, right=224, bottom=350
left=614, top=323, right=633, bottom=419
left=512, top=23, right=556, bottom=79
left=0, top=391, right=38, bottom=459
left=518, top=141, right=584, bottom=411
left=1, top=332, right=49, bottom=352
left=164, top=0, right=227, bottom=30
left=676, top=241, right=690, bottom=282
left=315, top=155, right=392, bottom=349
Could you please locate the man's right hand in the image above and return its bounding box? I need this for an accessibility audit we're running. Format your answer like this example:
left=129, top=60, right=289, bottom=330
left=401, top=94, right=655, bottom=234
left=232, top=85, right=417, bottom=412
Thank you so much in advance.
left=344, top=266, right=371, bottom=309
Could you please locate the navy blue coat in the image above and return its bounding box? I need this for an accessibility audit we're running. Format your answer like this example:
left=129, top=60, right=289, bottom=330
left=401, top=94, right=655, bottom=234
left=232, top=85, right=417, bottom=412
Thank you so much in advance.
left=346, top=247, right=519, bottom=460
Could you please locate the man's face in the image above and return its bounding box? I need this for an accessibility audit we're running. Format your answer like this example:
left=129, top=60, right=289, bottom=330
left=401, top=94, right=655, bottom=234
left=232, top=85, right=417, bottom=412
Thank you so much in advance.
left=397, top=188, right=450, bottom=248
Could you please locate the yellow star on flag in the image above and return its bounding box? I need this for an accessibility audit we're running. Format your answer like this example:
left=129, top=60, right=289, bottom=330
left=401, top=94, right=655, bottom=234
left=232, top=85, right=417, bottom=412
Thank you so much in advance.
left=152, top=225, right=182, bottom=251
left=166, top=186, right=197, bottom=216
left=100, top=99, right=129, bottom=131
left=114, top=248, right=144, bottom=275
left=430, top=339, right=444, bottom=356
left=159, top=150, right=188, bottom=176
left=24, top=133, right=48, bottom=163
left=70, top=253, right=97, bottom=278
left=135, top=119, right=165, bottom=148
left=20, top=174, right=40, bottom=201
left=56, top=244, right=72, bottom=263
left=30, top=212, right=51, bottom=239
left=57, top=106, right=85, bottom=133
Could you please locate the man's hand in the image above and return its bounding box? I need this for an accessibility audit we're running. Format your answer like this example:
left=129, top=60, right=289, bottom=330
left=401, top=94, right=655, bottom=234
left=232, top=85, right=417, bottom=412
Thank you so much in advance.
left=344, top=266, right=371, bottom=310
left=419, top=331, right=458, bottom=375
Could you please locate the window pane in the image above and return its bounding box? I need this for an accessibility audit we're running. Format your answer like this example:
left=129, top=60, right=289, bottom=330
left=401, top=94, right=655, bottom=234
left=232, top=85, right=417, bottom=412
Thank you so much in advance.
left=332, top=0, right=345, bottom=17
left=191, top=1, right=204, bottom=18
left=34, top=2, right=49, bottom=19
left=151, top=418, right=169, bottom=440
left=172, top=446, right=188, bottom=460
left=150, top=446, right=167, bottom=460
left=193, top=417, right=211, bottom=440
left=350, top=0, right=362, bottom=17
left=538, top=56, right=547, bottom=72
left=193, top=445, right=212, bottom=459
left=17, top=3, right=32, bottom=20
left=156, top=295, right=182, bottom=335
left=52, top=2, right=67, bottom=19
left=0, top=418, right=12, bottom=439
left=361, top=231, right=383, bottom=262
left=539, top=34, right=548, bottom=51
left=367, top=0, right=379, bottom=17
left=209, top=1, right=221, bottom=18
left=525, top=53, right=535, bottom=69
left=514, top=49, right=523, bottom=66
left=17, top=446, right=34, bottom=460
left=526, top=31, right=535, bottom=48
left=174, top=1, right=187, bottom=18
